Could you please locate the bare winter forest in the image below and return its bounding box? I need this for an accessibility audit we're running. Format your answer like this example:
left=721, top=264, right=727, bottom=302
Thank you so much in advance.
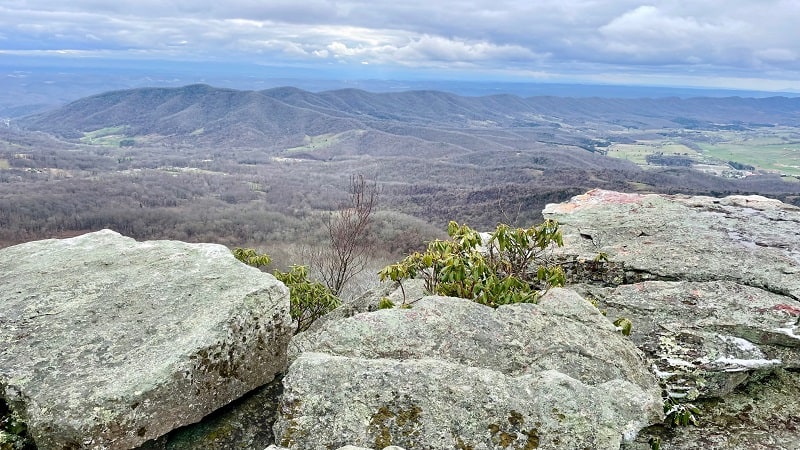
left=2, top=85, right=799, bottom=281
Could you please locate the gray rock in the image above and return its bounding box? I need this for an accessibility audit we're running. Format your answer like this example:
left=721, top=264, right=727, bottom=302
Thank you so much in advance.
left=335, top=446, right=386, bottom=450
left=290, top=289, right=657, bottom=390
left=306, top=279, right=426, bottom=333
left=138, top=376, right=283, bottom=450
left=277, top=353, right=656, bottom=450
left=625, top=369, right=800, bottom=450
left=0, top=230, right=292, bottom=450
left=584, top=280, right=800, bottom=399
left=276, top=290, right=662, bottom=449
left=543, top=190, right=800, bottom=447
left=265, top=444, right=406, bottom=450
left=543, top=189, right=800, bottom=300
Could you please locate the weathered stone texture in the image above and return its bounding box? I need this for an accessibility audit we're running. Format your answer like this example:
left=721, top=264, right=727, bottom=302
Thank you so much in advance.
left=543, top=189, right=800, bottom=299
left=0, top=230, right=292, bottom=450
left=138, top=376, right=283, bottom=450
left=584, top=280, right=800, bottom=399
left=623, top=369, right=800, bottom=450
left=544, top=189, right=800, bottom=449
left=276, top=291, right=662, bottom=449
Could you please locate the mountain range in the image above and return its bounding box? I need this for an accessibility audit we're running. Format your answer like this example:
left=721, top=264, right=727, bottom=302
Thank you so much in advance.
left=3, top=84, right=800, bottom=252
left=19, top=85, right=800, bottom=153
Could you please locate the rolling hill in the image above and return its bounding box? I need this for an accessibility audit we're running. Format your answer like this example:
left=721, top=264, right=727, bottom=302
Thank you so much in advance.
left=4, top=84, right=800, bottom=252
left=21, top=85, right=800, bottom=154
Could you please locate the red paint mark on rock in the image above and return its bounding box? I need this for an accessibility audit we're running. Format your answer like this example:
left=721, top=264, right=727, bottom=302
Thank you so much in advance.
left=545, top=189, right=647, bottom=213
left=774, top=304, right=800, bottom=316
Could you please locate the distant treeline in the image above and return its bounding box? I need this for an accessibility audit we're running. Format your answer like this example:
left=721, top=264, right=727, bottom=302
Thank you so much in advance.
left=2, top=123, right=799, bottom=255
left=2, top=156, right=797, bottom=253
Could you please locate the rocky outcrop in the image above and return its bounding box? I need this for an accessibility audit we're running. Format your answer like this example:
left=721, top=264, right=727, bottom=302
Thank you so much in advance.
left=625, top=369, right=800, bottom=450
left=593, top=281, right=800, bottom=399
left=274, top=290, right=663, bottom=449
left=543, top=189, right=800, bottom=449
left=0, top=230, right=292, bottom=450
left=266, top=445, right=406, bottom=450
left=543, top=189, right=800, bottom=298
left=5, top=189, right=800, bottom=450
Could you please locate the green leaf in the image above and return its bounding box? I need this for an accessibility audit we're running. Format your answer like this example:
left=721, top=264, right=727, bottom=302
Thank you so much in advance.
left=275, top=265, right=341, bottom=334
left=447, top=221, right=459, bottom=236
left=232, top=247, right=272, bottom=268
left=378, top=297, right=395, bottom=309
left=613, top=317, right=633, bottom=336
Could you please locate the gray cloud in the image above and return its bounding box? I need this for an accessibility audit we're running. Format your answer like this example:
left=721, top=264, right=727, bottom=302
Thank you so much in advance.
left=1, top=0, right=799, bottom=89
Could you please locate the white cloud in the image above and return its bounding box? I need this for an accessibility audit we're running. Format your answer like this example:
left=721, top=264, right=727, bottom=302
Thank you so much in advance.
left=755, top=48, right=797, bottom=63
left=596, top=5, right=749, bottom=62
left=395, top=35, right=540, bottom=63
left=317, top=34, right=541, bottom=69
left=0, top=1, right=799, bottom=89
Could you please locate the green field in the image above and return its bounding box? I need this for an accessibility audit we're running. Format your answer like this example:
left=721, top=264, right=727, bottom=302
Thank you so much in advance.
left=604, top=128, right=800, bottom=176
left=0, top=159, right=9, bottom=169
left=284, top=133, right=342, bottom=154
left=699, top=141, right=800, bottom=176
left=606, top=144, right=651, bottom=164
left=284, top=130, right=366, bottom=154
left=606, top=141, right=699, bottom=165
left=80, top=126, right=129, bottom=146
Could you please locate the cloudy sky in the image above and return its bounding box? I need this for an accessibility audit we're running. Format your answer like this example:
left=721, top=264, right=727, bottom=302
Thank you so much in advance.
left=2, top=0, right=800, bottom=91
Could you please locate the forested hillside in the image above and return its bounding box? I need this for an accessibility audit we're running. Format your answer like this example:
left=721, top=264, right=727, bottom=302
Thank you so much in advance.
left=2, top=85, right=799, bottom=269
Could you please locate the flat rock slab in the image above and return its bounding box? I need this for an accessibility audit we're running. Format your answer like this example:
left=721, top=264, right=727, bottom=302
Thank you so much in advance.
left=276, top=290, right=662, bottom=449
left=543, top=189, right=800, bottom=300
left=0, top=230, right=292, bottom=449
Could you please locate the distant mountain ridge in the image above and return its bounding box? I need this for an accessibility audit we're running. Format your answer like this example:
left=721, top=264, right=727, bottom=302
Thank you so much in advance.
left=20, top=84, right=800, bottom=150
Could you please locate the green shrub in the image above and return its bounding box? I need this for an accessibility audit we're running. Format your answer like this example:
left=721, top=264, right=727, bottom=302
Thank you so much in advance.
left=664, top=399, right=700, bottom=427
left=232, top=247, right=272, bottom=268
left=0, top=398, right=34, bottom=450
left=613, top=317, right=633, bottom=336
left=274, top=265, right=341, bottom=333
left=378, top=297, right=395, bottom=309
left=233, top=249, right=340, bottom=333
left=379, top=220, right=565, bottom=307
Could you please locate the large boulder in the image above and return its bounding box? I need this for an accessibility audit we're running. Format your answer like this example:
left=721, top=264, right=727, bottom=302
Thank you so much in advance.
left=543, top=189, right=800, bottom=449
left=275, top=289, right=663, bottom=449
left=542, top=189, right=800, bottom=298
left=0, top=230, right=292, bottom=450
left=138, top=376, right=284, bottom=450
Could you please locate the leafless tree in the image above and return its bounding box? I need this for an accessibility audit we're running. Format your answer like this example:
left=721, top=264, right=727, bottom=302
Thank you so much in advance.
left=312, top=174, right=378, bottom=295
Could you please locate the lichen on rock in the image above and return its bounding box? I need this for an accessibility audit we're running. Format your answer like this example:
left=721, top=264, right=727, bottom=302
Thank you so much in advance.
left=0, top=230, right=293, bottom=449
left=275, top=292, right=663, bottom=449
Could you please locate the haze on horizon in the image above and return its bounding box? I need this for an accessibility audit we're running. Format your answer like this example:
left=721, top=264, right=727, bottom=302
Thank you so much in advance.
left=1, top=0, right=800, bottom=93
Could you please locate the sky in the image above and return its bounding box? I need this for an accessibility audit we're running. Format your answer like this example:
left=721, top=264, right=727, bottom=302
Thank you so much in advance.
left=2, top=0, right=800, bottom=92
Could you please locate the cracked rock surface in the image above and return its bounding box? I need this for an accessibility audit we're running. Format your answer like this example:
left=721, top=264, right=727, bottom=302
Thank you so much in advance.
left=543, top=189, right=800, bottom=299
left=0, top=230, right=292, bottom=450
left=275, top=291, right=662, bottom=449
left=544, top=189, right=800, bottom=449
